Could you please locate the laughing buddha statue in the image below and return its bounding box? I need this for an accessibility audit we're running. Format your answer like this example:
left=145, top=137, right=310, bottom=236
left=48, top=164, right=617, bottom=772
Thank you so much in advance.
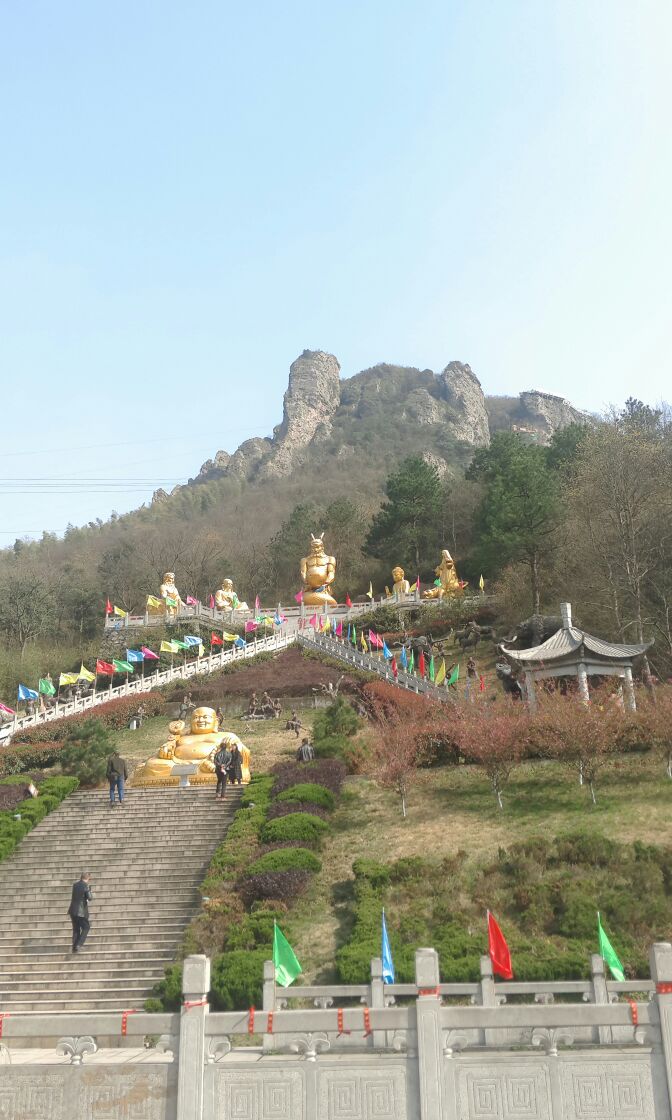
left=133, top=706, right=250, bottom=785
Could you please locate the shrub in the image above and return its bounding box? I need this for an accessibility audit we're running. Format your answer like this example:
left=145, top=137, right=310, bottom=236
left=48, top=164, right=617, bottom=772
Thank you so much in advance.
left=0, top=742, right=65, bottom=777
left=248, top=848, right=322, bottom=875
left=11, top=691, right=166, bottom=745
left=312, top=698, right=361, bottom=743
left=266, top=801, right=330, bottom=821
left=271, top=759, right=346, bottom=795
left=276, top=783, right=335, bottom=810
left=239, top=870, right=312, bottom=907
left=0, top=775, right=77, bottom=866
left=223, top=906, right=284, bottom=952
left=260, top=813, right=329, bottom=848
left=352, top=859, right=391, bottom=888
left=148, top=963, right=183, bottom=1011
left=59, top=719, right=112, bottom=786
left=211, top=949, right=268, bottom=1010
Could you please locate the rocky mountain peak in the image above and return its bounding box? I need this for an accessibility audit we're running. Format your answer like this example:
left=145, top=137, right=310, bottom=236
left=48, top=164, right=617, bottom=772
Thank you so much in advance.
left=439, top=362, right=490, bottom=446
left=259, top=350, right=341, bottom=478
left=518, top=390, right=590, bottom=444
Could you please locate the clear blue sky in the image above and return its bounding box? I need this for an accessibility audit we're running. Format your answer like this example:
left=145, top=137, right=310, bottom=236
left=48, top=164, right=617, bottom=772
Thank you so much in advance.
left=1, top=1, right=671, bottom=540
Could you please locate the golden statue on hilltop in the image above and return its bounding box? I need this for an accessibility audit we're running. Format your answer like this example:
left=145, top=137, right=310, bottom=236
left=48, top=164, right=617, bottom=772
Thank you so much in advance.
left=300, top=533, right=337, bottom=608
left=160, top=572, right=183, bottom=619
left=215, top=578, right=249, bottom=612
left=422, top=549, right=464, bottom=599
left=390, top=565, right=411, bottom=598
left=133, top=706, right=250, bottom=786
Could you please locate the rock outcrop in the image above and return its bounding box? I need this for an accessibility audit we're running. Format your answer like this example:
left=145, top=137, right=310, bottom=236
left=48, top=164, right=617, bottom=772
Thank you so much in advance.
left=439, top=362, right=490, bottom=446
left=259, top=350, right=341, bottom=478
left=518, top=391, right=590, bottom=444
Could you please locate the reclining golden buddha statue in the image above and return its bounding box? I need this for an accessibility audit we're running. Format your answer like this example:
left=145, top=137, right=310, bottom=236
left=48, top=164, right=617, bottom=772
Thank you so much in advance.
left=133, top=706, right=250, bottom=785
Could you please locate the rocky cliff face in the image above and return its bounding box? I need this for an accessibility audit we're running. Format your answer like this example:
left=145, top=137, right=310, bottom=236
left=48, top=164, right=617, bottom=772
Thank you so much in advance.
left=183, top=350, right=587, bottom=497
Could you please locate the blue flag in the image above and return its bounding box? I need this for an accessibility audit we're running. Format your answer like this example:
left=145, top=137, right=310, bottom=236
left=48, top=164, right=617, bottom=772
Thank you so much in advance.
left=382, top=640, right=392, bottom=660
left=381, top=908, right=395, bottom=984
left=400, top=646, right=408, bottom=670
left=183, top=635, right=201, bottom=647
left=17, top=684, right=39, bottom=702
left=234, top=637, right=246, bottom=649
left=126, top=649, right=145, bottom=662
left=274, top=612, right=286, bottom=626
left=347, top=623, right=351, bottom=643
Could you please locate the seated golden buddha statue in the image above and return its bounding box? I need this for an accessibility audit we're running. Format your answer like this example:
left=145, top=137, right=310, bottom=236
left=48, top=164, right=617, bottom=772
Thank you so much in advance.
left=390, top=565, right=411, bottom=598
left=422, top=549, right=464, bottom=600
left=133, top=706, right=250, bottom=785
left=160, top=572, right=183, bottom=619
left=300, top=533, right=337, bottom=608
left=215, top=578, right=249, bottom=612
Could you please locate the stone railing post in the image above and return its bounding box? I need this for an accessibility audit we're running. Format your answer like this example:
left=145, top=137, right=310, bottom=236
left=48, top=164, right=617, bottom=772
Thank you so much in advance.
left=589, top=952, right=612, bottom=1044
left=177, top=954, right=209, bottom=1120
left=650, top=941, right=672, bottom=1113
left=370, top=956, right=386, bottom=1047
left=262, top=959, right=276, bottom=1052
left=477, top=953, right=498, bottom=1045
left=414, top=947, right=445, bottom=1119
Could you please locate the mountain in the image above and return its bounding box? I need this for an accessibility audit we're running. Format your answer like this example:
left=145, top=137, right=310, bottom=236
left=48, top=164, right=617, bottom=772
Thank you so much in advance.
left=151, top=350, right=588, bottom=506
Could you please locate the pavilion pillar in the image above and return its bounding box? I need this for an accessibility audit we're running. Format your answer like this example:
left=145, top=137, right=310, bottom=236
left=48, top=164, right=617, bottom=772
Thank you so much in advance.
left=577, top=661, right=589, bottom=703
left=623, top=666, right=637, bottom=711
left=524, top=671, right=537, bottom=711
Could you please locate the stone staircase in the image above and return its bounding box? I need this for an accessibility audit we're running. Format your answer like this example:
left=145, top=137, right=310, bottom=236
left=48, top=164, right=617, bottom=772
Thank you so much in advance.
left=0, top=786, right=241, bottom=1012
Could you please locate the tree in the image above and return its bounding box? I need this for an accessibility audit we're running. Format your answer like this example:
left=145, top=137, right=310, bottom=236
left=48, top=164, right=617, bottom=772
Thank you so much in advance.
left=367, top=686, right=438, bottom=817
left=450, top=701, right=529, bottom=809
left=467, top=433, right=562, bottom=614
left=365, top=456, right=444, bottom=573
left=59, top=719, right=113, bottom=787
left=532, top=689, right=626, bottom=805
left=633, top=688, right=672, bottom=778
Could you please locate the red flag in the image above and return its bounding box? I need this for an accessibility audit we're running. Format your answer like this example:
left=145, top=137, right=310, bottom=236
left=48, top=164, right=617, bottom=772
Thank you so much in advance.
left=105, top=598, right=112, bottom=616
left=210, top=632, right=223, bottom=647
left=345, top=593, right=352, bottom=607
left=209, top=594, right=215, bottom=609
left=96, top=659, right=115, bottom=675
left=479, top=675, right=486, bottom=692
left=487, top=910, right=513, bottom=979
left=391, top=657, right=398, bottom=679
left=418, top=651, right=426, bottom=677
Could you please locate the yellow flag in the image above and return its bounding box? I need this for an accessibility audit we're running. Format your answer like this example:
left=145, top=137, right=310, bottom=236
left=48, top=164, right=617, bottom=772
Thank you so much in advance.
left=222, top=632, right=238, bottom=642
left=146, top=595, right=162, bottom=609
left=113, top=605, right=128, bottom=618
left=198, top=643, right=205, bottom=657
left=435, top=659, right=446, bottom=685
left=409, top=581, right=417, bottom=592
left=78, top=664, right=96, bottom=683
left=367, top=582, right=373, bottom=599
left=479, top=574, right=485, bottom=591
left=59, top=672, right=79, bottom=687
left=160, top=640, right=179, bottom=654
left=360, top=632, right=368, bottom=652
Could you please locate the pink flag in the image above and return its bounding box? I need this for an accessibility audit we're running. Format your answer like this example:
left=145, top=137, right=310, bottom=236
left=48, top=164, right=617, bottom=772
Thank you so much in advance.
left=141, top=646, right=159, bottom=660
left=245, top=620, right=257, bottom=633
left=0, top=701, right=15, bottom=715
left=369, top=629, right=383, bottom=649
left=186, top=595, right=199, bottom=606
left=209, top=594, right=215, bottom=609
left=294, top=589, right=304, bottom=603
left=416, top=576, right=421, bottom=594
left=308, top=613, right=318, bottom=627
left=255, top=595, right=261, bottom=612
left=335, top=622, right=343, bottom=636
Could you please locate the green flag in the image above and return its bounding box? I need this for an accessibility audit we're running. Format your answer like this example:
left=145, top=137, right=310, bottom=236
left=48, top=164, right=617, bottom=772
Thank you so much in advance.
left=597, top=913, right=625, bottom=981
left=351, top=625, right=357, bottom=646
left=38, top=678, right=56, bottom=697
left=409, top=649, right=415, bottom=673
left=112, top=659, right=134, bottom=674
left=172, top=639, right=190, bottom=650
left=273, top=922, right=302, bottom=988
left=429, top=655, right=435, bottom=682
left=447, top=663, right=460, bottom=686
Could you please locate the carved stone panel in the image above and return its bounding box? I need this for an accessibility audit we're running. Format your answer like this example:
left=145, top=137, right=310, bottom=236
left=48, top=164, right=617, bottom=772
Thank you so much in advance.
left=456, top=1065, right=552, bottom=1119
left=317, top=1066, right=407, bottom=1119
left=76, top=1069, right=175, bottom=1119
left=216, top=1069, right=304, bottom=1119
left=559, top=1060, right=655, bottom=1120
left=0, top=1072, right=66, bottom=1120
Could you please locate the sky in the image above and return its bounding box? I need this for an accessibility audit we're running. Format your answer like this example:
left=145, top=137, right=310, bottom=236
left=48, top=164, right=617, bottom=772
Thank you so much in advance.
left=1, top=0, right=671, bottom=541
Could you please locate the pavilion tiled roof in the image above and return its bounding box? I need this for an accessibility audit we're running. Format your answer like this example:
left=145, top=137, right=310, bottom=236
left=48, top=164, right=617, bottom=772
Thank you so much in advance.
left=501, top=626, right=651, bottom=663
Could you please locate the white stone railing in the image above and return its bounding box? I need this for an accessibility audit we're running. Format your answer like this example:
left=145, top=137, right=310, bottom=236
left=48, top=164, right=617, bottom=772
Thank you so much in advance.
left=298, top=632, right=455, bottom=702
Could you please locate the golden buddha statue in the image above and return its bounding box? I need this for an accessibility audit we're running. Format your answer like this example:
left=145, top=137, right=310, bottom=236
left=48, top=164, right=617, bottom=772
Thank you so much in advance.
left=215, top=578, right=249, bottom=612
left=422, top=549, right=464, bottom=599
left=300, top=533, right=337, bottom=608
left=160, top=572, right=183, bottom=619
left=133, top=706, right=250, bottom=786
left=390, top=565, right=410, bottom=598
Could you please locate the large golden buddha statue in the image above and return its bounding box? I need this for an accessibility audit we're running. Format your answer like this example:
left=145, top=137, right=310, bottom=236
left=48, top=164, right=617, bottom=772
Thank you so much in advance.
left=300, top=533, right=337, bottom=608
left=215, top=578, right=249, bottom=612
left=390, top=565, right=411, bottom=598
left=160, top=572, right=183, bottom=619
left=422, top=549, right=464, bottom=599
left=133, top=706, right=250, bottom=786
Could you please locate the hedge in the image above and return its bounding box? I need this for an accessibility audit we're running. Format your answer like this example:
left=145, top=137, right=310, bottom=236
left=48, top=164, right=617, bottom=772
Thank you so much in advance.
left=0, top=776, right=79, bottom=864
left=239, top=870, right=312, bottom=908
left=0, top=742, right=65, bottom=778
left=266, top=800, right=331, bottom=821
left=271, top=758, right=346, bottom=795
left=247, top=848, right=322, bottom=875
left=276, top=783, right=335, bottom=811
left=260, top=813, right=329, bottom=848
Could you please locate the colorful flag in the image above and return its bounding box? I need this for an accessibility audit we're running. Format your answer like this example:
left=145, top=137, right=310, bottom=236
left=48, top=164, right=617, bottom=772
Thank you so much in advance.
left=273, top=922, right=302, bottom=988
left=416, top=576, right=421, bottom=595
left=165, top=597, right=178, bottom=608
left=360, top=631, right=368, bottom=652
left=409, top=580, right=417, bottom=592
left=381, top=909, right=395, bottom=984
left=113, top=605, right=127, bottom=618
left=234, top=637, right=246, bottom=649
left=183, top=636, right=201, bottom=647
left=418, top=651, right=426, bottom=678
left=209, top=594, right=215, bottom=609
left=38, top=677, right=56, bottom=697
left=221, top=632, right=238, bottom=642
left=488, top=910, right=513, bottom=979
left=345, top=593, right=352, bottom=607
left=294, top=589, right=304, bottom=603
left=126, top=649, right=145, bottom=662
left=18, top=684, right=39, bottom=702
left=400, top=645, right=408, bottom=670
left=321, top=616, right=331, bottom=633
left=274, top=612, right=287, bottom=626
left=105, top=597, right=112, bottom=615
left=382, top=640, right=392, bottom=660
left=433, top=578, right=442, bottom=587
left=347, top=623, right=352, bottom=643
left=160, top=640, right=180, bottom=654
left=391, top=656, right=398, bottom=679
left=0, top=701, right=16, bottom=715
left=198, top=643, right=205, bottom=657
left=479, top=574, right=485, bottom=591
left=351, top=624, right=357, bottom=646
left=409, top=649, right=415, bottom=673
left=255, top=595, right=261, bottom=613
left=308, top=613, right=318, bottom=628
left=335, top=621, right=343, bottom=637
left=113, top=659, right=134, bottom=673
left=368, top=630, right=382, bottom=649
left=429, top=655, right=435, bottom=682
left=479, top=675, right=486, bottom=692
left=244, top=620, right=257, bottom=633
left=78, top=664, right=96, bottom=683
left=186, top=595, right=199, bottom=606
left=172, top=640, right=190, bottom=651
left=96, top=660, right=115, bottom=674
left=141, top=646, right=159, bottom=660
left=59, top=672, right=79, bottom=687
left=597, top=913, right=625, bottom=981
left=146, top=595, right=162, bottom=609
left=447, top=663, right=460, bottom=686
left=435, top=659, right=446, bottom=685
left=367, top=582, right=373, bottom=599
left=210, top=633, right=223, bottom=647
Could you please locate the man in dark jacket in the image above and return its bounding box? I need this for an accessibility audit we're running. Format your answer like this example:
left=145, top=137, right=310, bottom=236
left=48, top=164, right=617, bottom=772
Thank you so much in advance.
left=106, top=752, right=128, bottom=806
left=213, top=744, right=232, bottom=800
left=68, top=872, right=93, bottom=953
